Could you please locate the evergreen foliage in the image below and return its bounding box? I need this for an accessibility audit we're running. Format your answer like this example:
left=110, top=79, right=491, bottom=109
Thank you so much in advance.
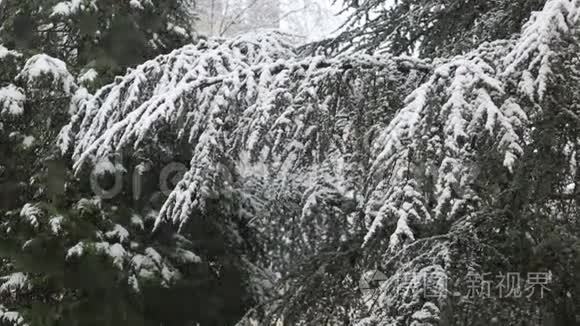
left=2, top=0, right=580, bottom=325
left=0, top=0, right=197, bottom=86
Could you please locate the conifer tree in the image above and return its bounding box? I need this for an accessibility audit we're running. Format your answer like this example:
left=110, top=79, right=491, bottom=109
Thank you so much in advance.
left=0, top=0, right=197, bottom=86
left=3, top=0, right=580, bottom=325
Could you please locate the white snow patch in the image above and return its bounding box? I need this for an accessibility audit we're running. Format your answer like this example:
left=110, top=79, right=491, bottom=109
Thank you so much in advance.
left=131, top=254, right=157, bottom=279
left=49, top=215, right=64, bottom=235
left=173, top=248, right=201, bottom=264
left=167, top=22, right=188, bottom=37
left=69, top=242, right=127, bottom=269
left=92, top=157, right=126, bottom=176
left=0, top=44, right=21, bottom=59
left=145, top=247, right=162, bottom=265
left=18, top=54, right=75, bottom=94
left=51, top=0, right=97, bottom=17
left=66, top=242, right=85, bottom=259
left=131, top=214, right=144, bottom=230
left=20, top=204, right=42, bottom=229
left=0, top=305, right=28, bottom=326
left=106, top=243, right=127, bottom=269
left=78, top=68, right=98, bottom=84
left=0, top=85, right=25, bottom=116
left=105, top=224, right=130, bottom=243
left=0, top=273, right=30, bottom=294
left=128, top=274, right=140, bottom=292
left=22, top=135, right=35, bottom=149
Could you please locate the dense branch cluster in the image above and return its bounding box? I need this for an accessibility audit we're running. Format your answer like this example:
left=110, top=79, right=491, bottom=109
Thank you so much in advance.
left=60, top=32, right=430, bottom=232
left=332, top=0, right=546, bottom=57
left=2, top=0, right=580, bottom=325
left=54, top=2, right=580, bottom=324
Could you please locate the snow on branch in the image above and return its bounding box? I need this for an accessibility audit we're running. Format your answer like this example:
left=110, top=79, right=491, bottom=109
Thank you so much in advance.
left=0, top=273, right=31, bottom=296
left=365, top=54, right=521, bottom=247
left=0, top=305, right=28, bottom=326
left=0, top=85, right=25, bottom=117
left=51, top=0, right=97, bottom=17
left=503, top=0, right=580, bottom=101
left=61, top=0, right=578, bottom=250
left=364, top=0, right=579, bottom=247
left=61, top=31, right=430, bottom=229
left=0, top=44, right=21, bottom=60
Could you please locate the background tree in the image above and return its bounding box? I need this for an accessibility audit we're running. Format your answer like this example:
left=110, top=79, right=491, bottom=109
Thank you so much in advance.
left=0, top=0, right=197, bottom=86
left=315, top=0, right=546, bottom=57
left=195, top=0, right=280, bottom=37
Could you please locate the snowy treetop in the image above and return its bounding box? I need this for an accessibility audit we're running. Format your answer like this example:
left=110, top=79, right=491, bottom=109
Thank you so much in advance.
left=17, top=54, right=76, bottom=96
left=51, top=0, right=154, bottom=17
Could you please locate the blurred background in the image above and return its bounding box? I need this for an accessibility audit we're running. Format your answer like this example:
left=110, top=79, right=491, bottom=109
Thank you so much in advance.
left=195, top=0, right=347, bottom=41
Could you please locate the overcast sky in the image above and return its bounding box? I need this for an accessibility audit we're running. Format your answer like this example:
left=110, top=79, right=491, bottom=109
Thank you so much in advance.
left=280, top=0, right=348, bottom=42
